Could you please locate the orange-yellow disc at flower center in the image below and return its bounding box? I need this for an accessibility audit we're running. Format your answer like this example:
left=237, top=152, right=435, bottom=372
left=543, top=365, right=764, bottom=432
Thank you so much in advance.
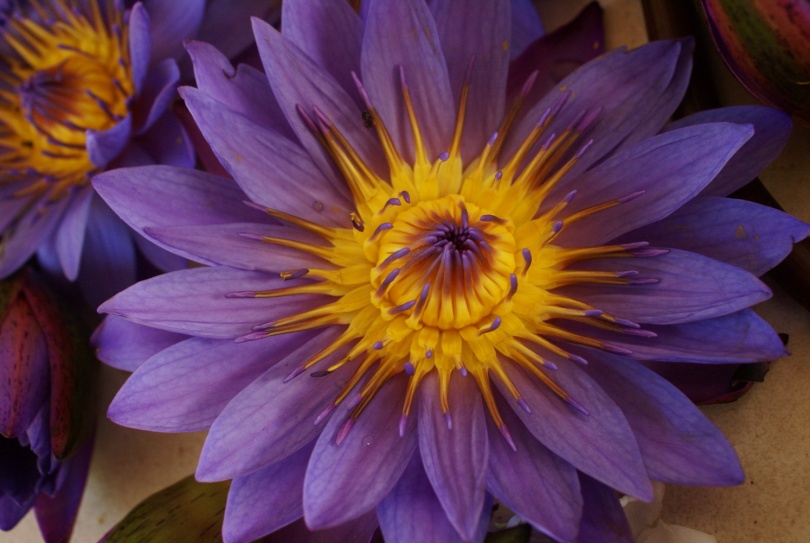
left=373, top=195, right=515, bottom=330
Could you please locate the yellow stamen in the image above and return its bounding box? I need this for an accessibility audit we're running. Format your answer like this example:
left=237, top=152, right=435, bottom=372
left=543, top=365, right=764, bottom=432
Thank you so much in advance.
left=246, top=61, right=663, bottom=444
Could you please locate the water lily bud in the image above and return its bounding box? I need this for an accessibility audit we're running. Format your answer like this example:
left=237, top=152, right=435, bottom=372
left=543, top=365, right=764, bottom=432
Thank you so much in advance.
left=0, top=268, right=97, bottom=541
left=699, top=0, right=810, bottom=122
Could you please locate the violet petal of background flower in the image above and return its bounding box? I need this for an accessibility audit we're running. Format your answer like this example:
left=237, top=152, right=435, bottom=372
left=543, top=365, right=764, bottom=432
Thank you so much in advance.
left=141, top=0, right=205, bottom=61
left=132, top=59, right=181, bottom=135
left=128, top=3, right=152, bottom=94
left=76, top=199, right=139, bottom=308
left=53, top=187, right=94, bottom=282
left=87, top=115, right=134, bottom=169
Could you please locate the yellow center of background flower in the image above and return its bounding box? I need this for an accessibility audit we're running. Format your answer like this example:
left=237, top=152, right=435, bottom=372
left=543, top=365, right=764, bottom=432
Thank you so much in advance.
left=0, top=0, right=133, bottom=201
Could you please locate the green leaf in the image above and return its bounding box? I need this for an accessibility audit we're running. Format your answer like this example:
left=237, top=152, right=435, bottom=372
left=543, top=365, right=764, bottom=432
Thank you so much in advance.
left=103, top=476, right=230, bottom=543
left=484, top=524, right=534, bottom=543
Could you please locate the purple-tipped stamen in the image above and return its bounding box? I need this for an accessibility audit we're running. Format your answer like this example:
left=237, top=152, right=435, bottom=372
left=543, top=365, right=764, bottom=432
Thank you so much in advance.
left=379, top=247, right=411, bottom=268
left=376, top=268, right=401, bottom=297
left=517, top=397, right=532, bottom=414
left=369, top=222, right=393, bottom=241
left=284, top=365, right=308, bottom=383
left=521, top=248, right=532, bottom=274
left=336, top=417, right=355, bottom=445
left=566, top=396, right=590, bottom=416
left=398, top=414, right=408, bottom=437
left=314, top=403, right=337, bottom=425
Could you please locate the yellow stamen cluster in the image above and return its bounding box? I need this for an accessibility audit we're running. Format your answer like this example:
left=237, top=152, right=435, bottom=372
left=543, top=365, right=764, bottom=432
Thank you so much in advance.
left=0, top=0, right=134, bottom=203
left=243, top=69, right=657, bottom=446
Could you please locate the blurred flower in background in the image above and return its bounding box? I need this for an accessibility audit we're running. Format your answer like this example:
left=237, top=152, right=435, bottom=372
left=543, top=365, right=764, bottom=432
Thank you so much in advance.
left=91, top=0, right=807, bottom=542
left=0, top=0, right=280, bottom=305
left=0, top=268, right=96, bottom=542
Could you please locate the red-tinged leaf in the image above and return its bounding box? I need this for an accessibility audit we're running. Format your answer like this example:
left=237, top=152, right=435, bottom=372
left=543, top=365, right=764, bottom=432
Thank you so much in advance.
left=699, top=0, right=810, bottom=121
left=19, top=269, right=98, bottom=459
left=101, top=476, right=230, bottom=543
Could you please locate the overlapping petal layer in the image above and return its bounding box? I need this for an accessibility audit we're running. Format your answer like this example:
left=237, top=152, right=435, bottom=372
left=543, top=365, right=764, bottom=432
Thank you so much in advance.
left=92, top=1, right=805, bottom=542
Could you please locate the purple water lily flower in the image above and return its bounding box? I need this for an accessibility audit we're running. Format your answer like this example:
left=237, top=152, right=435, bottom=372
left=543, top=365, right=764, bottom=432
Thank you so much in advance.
left=92, top=0, right=806, bottom=542
left=0, top=0, right=279, bottom=305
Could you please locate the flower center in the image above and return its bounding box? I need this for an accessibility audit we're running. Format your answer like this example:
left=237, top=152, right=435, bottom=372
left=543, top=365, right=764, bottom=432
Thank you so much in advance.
left=240, top=66, right=663, bottom=446
left=0, top=0, right=134, bottom=199
left=372, top=195, right=515, bottom=330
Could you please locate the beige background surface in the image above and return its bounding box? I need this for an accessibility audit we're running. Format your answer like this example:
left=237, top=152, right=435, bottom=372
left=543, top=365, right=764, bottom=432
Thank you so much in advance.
left=4, top=0, right=810, bottom=541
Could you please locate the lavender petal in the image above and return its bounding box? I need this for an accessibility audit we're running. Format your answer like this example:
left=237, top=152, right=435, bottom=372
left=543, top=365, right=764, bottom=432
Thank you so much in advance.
left=619, top=196, right=810, bottom=276
left=181, top=87, right=352, bottom=226
left=377, top=453, right=490, bottom=543
left=578, top=348, right=745, bottom=485
left=417, top=372, right=488, bottom=541
left=92, top=316, right=186, bottom=372
left=304, top=375, right=416, bottom=530
left=197, top=328, right=351, bottom=481
left=558, top=248, right=771, bottom=325
left=556, top=122, right=753, bottom=247
left=499, top=359, right=653, bottom=501
left=361, top=0, right=455, bottom=162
